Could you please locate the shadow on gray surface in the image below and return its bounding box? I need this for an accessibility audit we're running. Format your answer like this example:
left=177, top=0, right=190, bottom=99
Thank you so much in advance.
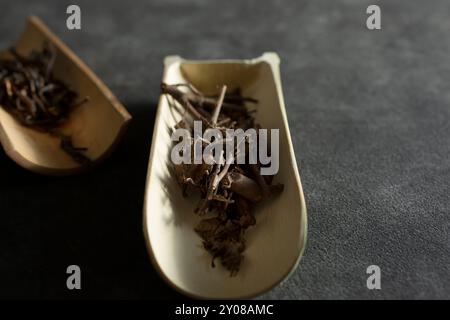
left=0, top=101, right=186, bottom=299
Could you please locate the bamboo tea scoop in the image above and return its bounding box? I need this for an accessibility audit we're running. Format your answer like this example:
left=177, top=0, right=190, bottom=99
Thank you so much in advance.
left=143, top=53, right=307, bottom=299
left=0, top=16, right=131, bottom=175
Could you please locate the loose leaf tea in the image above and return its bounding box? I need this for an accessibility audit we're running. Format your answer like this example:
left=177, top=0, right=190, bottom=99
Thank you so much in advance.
left=0, top=43, right=90, bottom=164
left=162, top=83, right=284, bottom=276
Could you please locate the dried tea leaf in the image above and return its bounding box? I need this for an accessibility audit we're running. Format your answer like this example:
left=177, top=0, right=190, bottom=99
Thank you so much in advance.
left=228, top=171, right=262, bottom=202
left=0, top=43, right=90, bottom=164
left=162, top=83, right=283, bottom=275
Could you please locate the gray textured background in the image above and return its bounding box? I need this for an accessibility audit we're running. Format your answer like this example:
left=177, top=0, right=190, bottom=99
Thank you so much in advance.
left=0, top=0, right=449, bottom=299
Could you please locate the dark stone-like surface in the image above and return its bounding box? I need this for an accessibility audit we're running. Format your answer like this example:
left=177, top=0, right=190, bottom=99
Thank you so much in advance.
left=0, top=0, right=449, bottom=299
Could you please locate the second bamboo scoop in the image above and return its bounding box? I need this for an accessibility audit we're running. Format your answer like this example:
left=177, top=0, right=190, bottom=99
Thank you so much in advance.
left=0, top=16, right=131, bottom=175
